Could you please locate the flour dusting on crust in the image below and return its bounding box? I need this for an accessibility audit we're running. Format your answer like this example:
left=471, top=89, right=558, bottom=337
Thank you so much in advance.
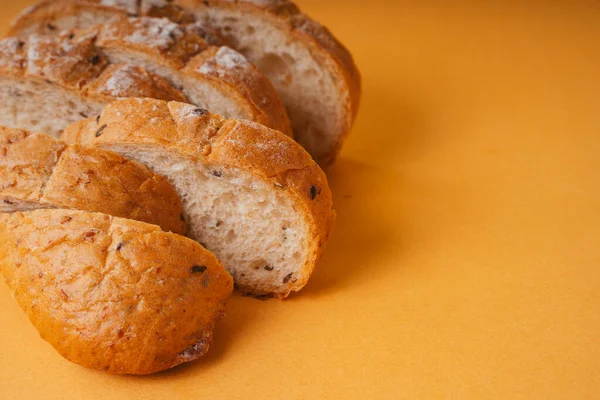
left=213, top=46, right=250, bottom=70
left=0, top=38, right=25, bottom=72
left=119, top=18, right=184, bottom=51
left=26, top=35, right=46, bottom=70
left=199, top=46, right=250, bottom=76
left=98, top=64, right=148, bottom=97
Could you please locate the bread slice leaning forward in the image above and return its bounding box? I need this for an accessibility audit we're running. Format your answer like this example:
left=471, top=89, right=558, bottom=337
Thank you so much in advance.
left=93, top=16, right=292, bottom=136
left=0, top=208, right=233, bottom=375
left=10, top=0, right=361, bottom=164
left=0, top=126, right=185, bottom=234
left=0, top=17, right=291, bottom=137
left=63, top=98, right=335, bottom=298
left=173, top=0, right=362, bottom=164
left=0, top=32, right=184, bottom=138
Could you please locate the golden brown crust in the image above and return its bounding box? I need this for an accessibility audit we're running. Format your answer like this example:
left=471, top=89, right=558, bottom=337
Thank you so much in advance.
left=9, top=1, right=133, bottom=37
left=290, top=14, right=362, bottom=128
left=9, top=6, right=293, bottom=136
left=98, top=17, right=291, bottom=135
left=209, top=118, right=336, bottom=296
left=183, top=45, right=292, bottom=136
left=0, top=127, right=65, bottom=201
left=98, top=16, right=208, bottom=68
left=187, top=0, right=361, bottom=116
left=0, top=30, right=185, bottom=104
left=88, top=63, right=187, bottom=101
left=25, top=32, right=108, bottom=88
left=62, top=98, right=335, bottom=298
left=0, top=127, right=185, bottom=234
left=10, top=0, right=359, bottom=161
left=0, top=209, right=233, bottom=375
left=172, top=0, right=362, bottom=164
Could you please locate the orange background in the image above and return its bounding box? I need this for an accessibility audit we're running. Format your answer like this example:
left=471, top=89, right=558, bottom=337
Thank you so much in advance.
left=1, top=1, right=599, bottom=398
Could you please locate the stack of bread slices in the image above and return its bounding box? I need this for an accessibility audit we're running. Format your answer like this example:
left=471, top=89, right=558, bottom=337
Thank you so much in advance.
left=0, top=0, right=360, bottom=375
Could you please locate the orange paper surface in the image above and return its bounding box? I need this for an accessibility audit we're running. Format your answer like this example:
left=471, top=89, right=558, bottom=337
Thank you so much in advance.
left=1, top=1, right=599, bottom=399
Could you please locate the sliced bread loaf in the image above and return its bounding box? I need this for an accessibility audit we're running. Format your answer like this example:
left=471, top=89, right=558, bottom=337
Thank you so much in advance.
left=10, top=0, right=361, bottom=164
left=173, top=0, right=361, bottom=164
left=0, top=32, right=184, bottom=137
left=0, top=208, right=233, bottom=375
left=6, top=17, right=292, bottom=136
left=1, top=17, right=291, bottom=137
left=94, top=17, right=291, bottom=136
left=0, top=126, right=185, bottom=234
left=62, top=98, right=335, bottom=298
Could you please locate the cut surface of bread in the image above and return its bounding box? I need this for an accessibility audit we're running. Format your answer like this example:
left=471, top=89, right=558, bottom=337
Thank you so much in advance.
left=63, top=98, right=335, bottom=298
left=0, top=208, right=233, bottom=375
left=0, top=33, right=184, bottom=137
left=0, top=126, right=184, bottom=234
left=7, top=14, right=291, bottom=137
left=96, top=17, right=292, bottom=136
left=177, top=0, right=362, bottom=164
left=10, top=0, right=361, bottom=164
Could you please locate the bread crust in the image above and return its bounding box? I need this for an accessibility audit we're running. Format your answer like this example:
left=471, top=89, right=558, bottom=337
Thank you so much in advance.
left=175, top=0, right=362, bottom=164
left=0, top=126, right=185, bottom=234
left=0, top=32, right=184, bottom=105
left=9, top=8, right=292, bottom=136
left=99, top=17, right=292, bottom=135
left=10, top=0, right=360, bottom=163
left=62, top=98, right=335, bottom=298
left=0, top=208, right=233, bottom=375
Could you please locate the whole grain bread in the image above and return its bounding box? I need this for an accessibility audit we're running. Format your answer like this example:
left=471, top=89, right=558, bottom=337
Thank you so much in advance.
left=95, top=17, right=291, bottom=136
left=10, top=0, right=361, bottom=164
left=0, top=126, right=185, bottom=234
left=0, top=208, right=233, bottom=375
left=174, top=0, right=361, bottom=164
left=0, top=32, right=184, bottom=137
left=1, top=17, right=291, bottom=137
left=62, top=98, right=335, bottom=298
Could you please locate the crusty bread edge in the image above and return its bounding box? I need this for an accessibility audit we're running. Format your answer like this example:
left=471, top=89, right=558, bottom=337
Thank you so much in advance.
left=0, top=34, right=186, bottom=107
left=8, top=3, right=294, bottom=137
left=0, top=126, right=186, bottom=234
left=62, top=98, right=336, bottom=298
left=177, top=0, right=362, bottom=164
left=0, top=208, right=233, bottom=374
left=10, top=0, right=360, bottom=163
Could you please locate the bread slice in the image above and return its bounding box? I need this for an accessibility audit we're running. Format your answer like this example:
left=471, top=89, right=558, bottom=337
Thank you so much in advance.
left=62, top=98, right=335, bottom=298
left=0, top=208, right=233, bottom=375
left=0, top=19, right=291, bottom=138
left=8, top=14, right=291, bottom=137
left=0, top=32, right=184, bottom=137
left=10, top=0, right=361, bottom=164
left=94, top=16, right=291, bottom=136
left=0, top=126, right=185, bottom=234
left=174, top=0, right=362, bottom=164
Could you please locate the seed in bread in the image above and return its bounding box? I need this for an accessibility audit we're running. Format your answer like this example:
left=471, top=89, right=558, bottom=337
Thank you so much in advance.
left=96, top=16, right=292, bottom=136
left=0, top=208, right=233, bottom=375
left=0, top=32, right=184, bottom=137
left=172, top=0, right=362, bottom=164
left=10, top=0, right=361, bottom=164
left=6, top=14, right=292, bottom=137
left=62, top=97, right=336, bottom=298
left=0, top=126, right=185, bottom=234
